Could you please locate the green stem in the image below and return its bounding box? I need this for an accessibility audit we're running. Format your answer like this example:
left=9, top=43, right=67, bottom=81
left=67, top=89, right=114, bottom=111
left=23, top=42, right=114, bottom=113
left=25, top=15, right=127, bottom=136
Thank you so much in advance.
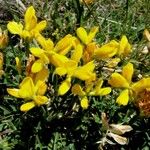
left=74, top=0, right=84, bottom=28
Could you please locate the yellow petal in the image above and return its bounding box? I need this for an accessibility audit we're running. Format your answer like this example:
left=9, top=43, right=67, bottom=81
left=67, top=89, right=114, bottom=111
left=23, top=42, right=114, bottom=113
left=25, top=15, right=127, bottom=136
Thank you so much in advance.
left=73, top=70, right=95, bottom=81
left=76, top=27, right=88, bottom=44
left=35, top=82, right=47, bottom=96
left=94, top=40, right=119, bottom=59
left=118, top=35, right=128, bottom=55
left=124, top=42, right=132, bottom=56
left=54, top=34, right=73, bottom=55
left=80, top=97, right=89, bottom=109
left=34, top=96, right=48, bottom=105
left=21, top=30, right=31, bottom=39
left=96, top=78, right=103, bottom=89
left=83, top=42, right=97, bottom=63
left=24, top=6, right=37, bottom=31
left=71, top=84, right=85, bottom=96
left=71, top=44, right=83, bottom=62
left=35, top=34, right=54, bottom=51
left=122, top=62, right=133, bottom=84
left=131, top=78, right=150, bottom=94
left=82, top=51, right=91, bottom=64
left=20, top=101, right=35, bottom=112
left=34, top=67, right=49, bottom=84
left=116, top=89, right=129, bottom=106
left=72, top=36, right=81, bottom=49
left=80, top=61, right=95, bottom=72
left=58, top=77, right=71, bottom=95
left=7, top=88, right=20, bottom=98
left=73, top=61, right=96, bottom=80
left=54, top=67, right=67, bottom=76
left=108, top=73, right=129, bottom=88
left=65, top=60, right=77, bottom=76
left=118, top=35, right=131, bottom=56
left=91, top=87, right=111, bottom=96
left=88, top=79, right=104, bottom=95
left=34, top=20, right=47, bottom=32
left=19, top=77, right=35, bottom=99
left=85, top=42, right=97, bottom=54
left=40, top=53, right=50, bottom=64
left=44, top=39, right=54, bottom=51
left=7, top=21, right=23, bottom=35
left=88, top=26, right=99, bottom=43
left=30, top=47, right=44, bottom=57
left=49, top=52, right=69, bottom=67
left=85, top=80, right=94, bottom=93
left=31, top=59, right=44, bottom=73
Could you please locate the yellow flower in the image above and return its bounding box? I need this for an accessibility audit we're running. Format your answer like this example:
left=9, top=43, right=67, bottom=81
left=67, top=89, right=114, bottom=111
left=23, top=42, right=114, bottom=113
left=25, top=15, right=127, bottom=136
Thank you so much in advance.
left=25, top=54, right=49, bottom=86
left=88, top=79, right=112, bottom=96
left=71, top=44, right=83, bottom=63
left=30, top=34, right=76, bottom=73
left=82, top=42, right=98, bottom=63
left=36, top=34, right=74, bottom=56
left=108, top=73, right=130, bottom=88
left=76, top=26, right=98, bottom=45
left=54, top=60, right=77, bottom=77
left=116, top=89, right=129, bottom=106
left=94, top=35, right=131, bottom=59
left=108, top=62, right=133, bottom=105
left=49, top=52, right=69, bottom=67
left=58, top=77, right=72, bottom=95
left=33, top=67, right=49, bottom=84
left=73, top=61, right=96, bottom=81
left=54, top=34, right=73, bottom=55
left=54, top=44, right=96, bottom=95
left=55, top=60, right=96, bottom=95
left=29, top=47, right=50, bottom=73
left=118, top=35, right=132, bottom=56
left=72, top=84, right=88, bottom=109
left=7, top=77, right=48, bottom=112
left=75, top=26, right=99, bottom=63
left=94, top=40, right=119, bottom=59
left=131, top=78, right=150, bottom=95
left=72, top=78, right=111, bottom=109
left=29, top=44, right=72, bottom=73
left=0, top=28, right=8, bottom=49
left=109, top=62, right=150, bottom=106
left=7, top=6, right=46, bottom=39
left=35, top=34, right=54, bottom=51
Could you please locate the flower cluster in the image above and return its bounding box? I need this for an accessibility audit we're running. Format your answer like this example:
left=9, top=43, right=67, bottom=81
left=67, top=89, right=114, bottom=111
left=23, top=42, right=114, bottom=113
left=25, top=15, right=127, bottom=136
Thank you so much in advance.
left=5, top=6, right=150, bottom=117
